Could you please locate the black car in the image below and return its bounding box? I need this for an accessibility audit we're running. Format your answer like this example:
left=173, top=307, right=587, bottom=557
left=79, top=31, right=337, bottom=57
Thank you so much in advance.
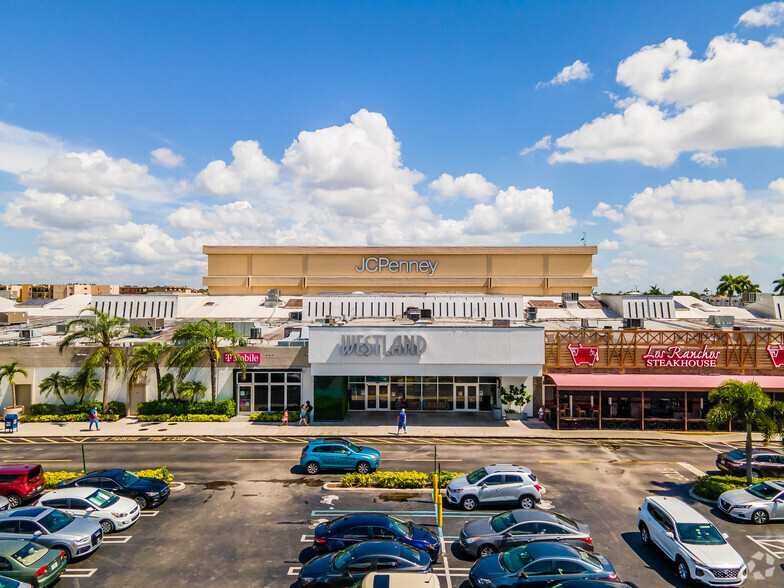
left=57, top=470, right=169, bottom=509
left=468, top=543, right=618, bottom=587
left=298, top=541, right=433, bottom=587
left=716, top=449, right=784, bottom=478
left=314, top=514, right=440, bottom=561
left=552, top=581, right=638, bottom=588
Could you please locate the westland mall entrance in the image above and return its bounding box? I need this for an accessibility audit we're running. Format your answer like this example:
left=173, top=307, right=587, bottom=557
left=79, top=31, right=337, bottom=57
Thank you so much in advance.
left=363, top=379, right=480, bottom=411
left=365, top=383, right=390, bottom=410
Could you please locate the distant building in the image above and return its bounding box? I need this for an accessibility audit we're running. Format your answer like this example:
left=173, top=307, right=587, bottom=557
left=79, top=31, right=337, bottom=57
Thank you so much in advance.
left=119, top=285, right=195, bottom=295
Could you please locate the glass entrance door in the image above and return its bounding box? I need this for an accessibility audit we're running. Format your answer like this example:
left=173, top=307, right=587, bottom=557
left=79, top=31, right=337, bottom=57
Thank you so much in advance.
left=454, top=384, right=479, bottom=411
left=238, top=385, right=252, bottom=414
left=365, top=384, right=391, bottom=410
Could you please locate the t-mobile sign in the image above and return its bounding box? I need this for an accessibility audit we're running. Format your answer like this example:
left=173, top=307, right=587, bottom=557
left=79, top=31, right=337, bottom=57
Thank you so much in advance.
left=223, top=352, right=260, bottom=364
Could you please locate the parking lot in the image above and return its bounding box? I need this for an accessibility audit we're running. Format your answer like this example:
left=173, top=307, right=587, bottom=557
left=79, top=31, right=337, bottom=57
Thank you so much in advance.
left=1, top=437, right=783, bottom=586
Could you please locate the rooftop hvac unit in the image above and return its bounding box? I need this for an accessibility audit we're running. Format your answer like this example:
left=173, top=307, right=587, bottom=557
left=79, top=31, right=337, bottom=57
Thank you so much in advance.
left=250, top=327, right=263, bottom=339
left=20, top=328, right=43, bottom=339
left=420, top=308, right=432, bottom=320
left=623, top=318, right=644, bottom=329
left=130, top=317, right=164, bottom=333
left=526, top=307, right=537, bottom=320
left=708, top=315, right=735, bottom=327
left=581, top=318, right=598, bottom=329
left=741, top=292, right=760, bottom=304
left=229, top=322, right=254, bottom=337
left=603, top=325, right=613, bottom=330
left=56, top=323, right=68, bottom=334
left=561, top=292, right=580, bottom=303
left=405, top=307, right=421, bottom=321
left=288, top=311, right=302, bottom=321
left=493, top=319, right=510, bottom=327
left=267, top=289, right=281, bottom=299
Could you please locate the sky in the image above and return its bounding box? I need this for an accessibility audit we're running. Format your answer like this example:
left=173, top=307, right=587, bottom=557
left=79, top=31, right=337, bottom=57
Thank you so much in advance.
left=1, top=0, right=784, bottom=292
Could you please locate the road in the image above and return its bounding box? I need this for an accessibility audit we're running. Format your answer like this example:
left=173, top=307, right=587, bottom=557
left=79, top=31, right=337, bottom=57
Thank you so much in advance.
left=1, top=436, right=782, bottom=587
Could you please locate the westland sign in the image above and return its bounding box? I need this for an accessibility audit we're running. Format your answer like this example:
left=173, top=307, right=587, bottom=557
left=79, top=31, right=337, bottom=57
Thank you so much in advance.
left=642, top=345, right=720, bottom=368
left=340, top=334, right=427, bottom=358
left=355, top=257, right=439, bottom=276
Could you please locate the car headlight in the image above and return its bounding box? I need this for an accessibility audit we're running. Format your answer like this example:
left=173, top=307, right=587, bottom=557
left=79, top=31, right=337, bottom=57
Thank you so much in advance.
left=464, top=537, right=479, bottom=544
left=474, top=578, right=492, bottom=586
left=146, top=491, right=160, bottom=497
left=299, top=577, right=315, bottom=585
left=453, top=488, right=463, bottom=493
left=111, top=512, right=127, bottom=518
left=74, top=537, right=90, bottom=545
left=734, top=505, right=754, bottom=509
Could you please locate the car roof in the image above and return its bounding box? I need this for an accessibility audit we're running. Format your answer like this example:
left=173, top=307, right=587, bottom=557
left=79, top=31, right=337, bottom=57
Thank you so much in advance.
left=361, top=572, right=440, bottom=587
left=332, top=514, right=401, bottom=527
left=526, top=542, right=583, bottom=559
left=0, top=507, right=49, bottom=520
left=510, top=510, right=558, bottom=524
left=482, top=464, right=532, bottom=475
left=0, top=464, right=39, bottom=474
left=309, top=437, right=351, bottom=445
left=353, top=541, right=420, bottom=558
left=727, top=448, right=780, bottom=455
left=646, top=497, right=710, bottom=523
left=551, top=581, right=635, bottom=588
left=43, top=487, right=105, bottom=499
left=758, top=480, right=784, bottom=491
left=81, top=469, right=124, bottom=478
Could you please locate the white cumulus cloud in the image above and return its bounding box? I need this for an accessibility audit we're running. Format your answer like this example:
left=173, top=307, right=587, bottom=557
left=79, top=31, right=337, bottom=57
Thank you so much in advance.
left=429, top=173, right=497, bottom=201
left=598, top=239, right=620, bottom=250
left=0, top=121, right=64, bottom=175
left=738, top=2, right=784, bottom=27
left=463, top=187, right=575, bottom=236
left=690, top=152, right=725, bottom=167
left=196, top=140, right=279, bottom=196
left=769, top=177, right=784, bottom=197
left=519, top=136, right=552, bottom=156
left=151, top=147, right=184, bottom=167
left=537, top=60, right=592, bottom=88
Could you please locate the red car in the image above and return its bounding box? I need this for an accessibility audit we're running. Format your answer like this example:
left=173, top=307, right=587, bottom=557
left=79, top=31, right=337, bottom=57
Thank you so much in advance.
left=0, top=464, right=46, bottom=507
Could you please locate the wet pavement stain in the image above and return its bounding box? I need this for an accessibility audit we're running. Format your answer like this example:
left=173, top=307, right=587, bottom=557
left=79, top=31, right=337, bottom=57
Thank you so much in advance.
left=379, top=491, right=421, bottom=502
left=183, top=480, right=238, bottom=490
left=263, top=478, right=325, bottom=487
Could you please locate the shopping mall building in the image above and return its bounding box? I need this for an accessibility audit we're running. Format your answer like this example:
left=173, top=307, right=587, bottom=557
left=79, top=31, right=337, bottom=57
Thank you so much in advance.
left=2, top=245, right=783, bottom=430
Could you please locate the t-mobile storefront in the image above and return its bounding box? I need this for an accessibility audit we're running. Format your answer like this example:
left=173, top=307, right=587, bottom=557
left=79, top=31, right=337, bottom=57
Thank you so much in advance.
left=308, top=325, right=544, bottom=421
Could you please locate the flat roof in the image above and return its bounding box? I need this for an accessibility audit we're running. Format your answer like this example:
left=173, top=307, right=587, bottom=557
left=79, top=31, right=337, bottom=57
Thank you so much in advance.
left=203, top=245, right=598, bottom=254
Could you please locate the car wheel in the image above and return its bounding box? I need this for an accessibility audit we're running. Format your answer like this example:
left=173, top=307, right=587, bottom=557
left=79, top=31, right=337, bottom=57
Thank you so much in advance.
left=461, top=496, right=478, bottom=511
left=306, top=461, right=320, bottom=475
left=6, top=494, right=22, bottom=508
left=478, top=545, right=497, bottom=558
left=356, top=461, right=371, bottom=474
left=639, top=524, right=651, bottom=546
left=676, top=557, right=691, bottom=582
left=53, top=545, right=72, bottom=563
left=752, top=509, right=770, bottom=525
left=100, top=519, right=115, bottom=534
left=134, top=495, right=149, bottom=510
left=518, top=495, right=535, bottom=510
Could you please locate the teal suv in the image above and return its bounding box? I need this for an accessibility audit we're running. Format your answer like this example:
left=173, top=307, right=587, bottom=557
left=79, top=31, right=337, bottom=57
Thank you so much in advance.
left=300, top=438, right=380, bottom=475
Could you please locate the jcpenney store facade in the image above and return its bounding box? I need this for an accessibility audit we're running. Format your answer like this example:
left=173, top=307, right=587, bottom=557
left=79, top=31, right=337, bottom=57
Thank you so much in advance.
left=308, top=325, right=544, bottom=421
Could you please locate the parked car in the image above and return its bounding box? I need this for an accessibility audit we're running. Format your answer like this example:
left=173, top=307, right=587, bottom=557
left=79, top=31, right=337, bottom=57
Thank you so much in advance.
left=459, top=510, right=593, bottom=558
left=446, top=465, right=542, bottom=511
left=300, top=439, right=380, bottom=475
left=468, top=543, right=618, bottom=587
left=551, top=581, right=638, bottom=588
left=56, top=469, right=169, bottom=509
left=0, top=507, right=102, bottom=562
left=718, top=480, right=784, bottom=524
left=638, top=496, right=747, bottom=585
left=0, top=467, right=46, bottom=509
left=716, top=449, right=784, bottom=478
left=0, top=540, right=65, bottom=587
left=352, top=572, right=441, bottom=587
left=0, top=499, right=8, bottom=513
left=313, top=514, right=440, bottom=561
left=299, top=541, right=433, bottom=587
left=33, top=487, right=140, bottom=534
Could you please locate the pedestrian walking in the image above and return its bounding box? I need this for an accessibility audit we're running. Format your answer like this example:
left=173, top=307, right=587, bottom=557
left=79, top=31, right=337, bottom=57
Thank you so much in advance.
left=297, top=404, right=308, bottom=426
left=305, top=401, right=313, bottom=425
left=396, top=408, right=407, bottom=435
left=88, top=407, right=100, bottom=431
left=280, top=409, right=289, bottom=426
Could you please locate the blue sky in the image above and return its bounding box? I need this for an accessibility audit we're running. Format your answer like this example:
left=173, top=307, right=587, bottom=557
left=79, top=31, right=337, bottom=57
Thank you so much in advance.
left=1, top=1, right=783, bottom=291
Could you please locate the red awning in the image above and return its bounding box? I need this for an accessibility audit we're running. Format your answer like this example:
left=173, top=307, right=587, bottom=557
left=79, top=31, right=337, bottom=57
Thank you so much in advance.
left=546, top=373, right=784, bottom=391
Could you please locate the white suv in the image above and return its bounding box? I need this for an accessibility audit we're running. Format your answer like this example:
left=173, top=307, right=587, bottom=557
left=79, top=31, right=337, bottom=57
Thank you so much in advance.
left=637, top=496, right=747, bottom=585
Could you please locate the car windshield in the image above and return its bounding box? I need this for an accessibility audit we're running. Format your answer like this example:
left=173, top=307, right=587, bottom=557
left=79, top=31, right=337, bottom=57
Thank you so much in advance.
left=727, top=450, right=747, bottom=461
left=748, top=483, right=781, bottom=500
left=501, top=547, right=533, bottom=572
left=345, top=441, right=361, bottom=452
left=11, top=541, right=49, bottom=567
left=676, top=523, right=726, bottom=545
left=555, top=514, right=579, bottom=531
left=578, top=550, right=602, bottom=567
left=118, top=472, right=140, bottom=486
left=490, top=512, right=517, bottom=532
left=466, top=467, right=488, bottom=485
left=332, top=544, right=358, bottom=569
left=38, top=510, right=74, bottom=533
left=387, top=515, right=413, bottom=537
left=87, top=489, right=119, bottom=508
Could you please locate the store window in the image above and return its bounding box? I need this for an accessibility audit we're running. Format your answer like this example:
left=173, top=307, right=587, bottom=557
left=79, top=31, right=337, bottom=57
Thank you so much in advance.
left=237, top=370, right=302, bottom=412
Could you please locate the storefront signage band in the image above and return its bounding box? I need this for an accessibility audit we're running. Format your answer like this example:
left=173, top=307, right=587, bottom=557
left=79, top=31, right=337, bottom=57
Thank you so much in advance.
left=223, top=352, right=261, bottom=364
left=642, top=345, right=719, bottom=367
left=355, top=257, right=439, bottom=276
left=340, top=334, right=427, bottom=357
left=768, top=344, right=784, bottom=368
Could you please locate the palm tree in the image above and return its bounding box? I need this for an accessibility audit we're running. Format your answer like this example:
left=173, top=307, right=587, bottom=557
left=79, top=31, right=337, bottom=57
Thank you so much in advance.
left=59, top=309, right=132, bottom=414
left=128, top=342, right=172, bottom=401
left=707, top=380, right=784, bottom=485
left=169, top=319, right=247, bottom=403
left=644, top=285, right=663, bottom=295
left=68, top=367, right=102, bottom=403
left=0, top=362, right=28, bottom=408
left=39, top=371, right=71, bottom=407
left=716, top=274, right=741, bottom=297
left=177, top=380, right=206, bottom=404
left=774, top=273, right=784, bottom=295
left=158, top=373, right=177, bottom=399
left=735, top=275, right=760, bottom=294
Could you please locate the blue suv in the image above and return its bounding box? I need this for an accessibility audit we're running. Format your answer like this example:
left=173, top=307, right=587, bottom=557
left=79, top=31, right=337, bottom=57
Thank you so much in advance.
left=300, top=438, right=380, bottom=475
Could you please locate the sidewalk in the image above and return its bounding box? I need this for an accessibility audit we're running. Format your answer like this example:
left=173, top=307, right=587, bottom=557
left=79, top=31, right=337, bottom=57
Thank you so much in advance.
left=2, top=414, right=757, bottom=443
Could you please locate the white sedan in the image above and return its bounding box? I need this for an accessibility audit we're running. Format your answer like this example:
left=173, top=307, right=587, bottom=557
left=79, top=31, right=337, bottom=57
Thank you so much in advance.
left=33, top=487, right=140, bottom=534
left=0, top=496, right=8, bottom=512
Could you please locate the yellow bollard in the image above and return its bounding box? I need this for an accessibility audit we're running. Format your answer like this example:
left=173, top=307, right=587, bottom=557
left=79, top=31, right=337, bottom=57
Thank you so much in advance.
left=433, top=473, right=439, bottom=503
left=437, top=493, right=443, bottom=528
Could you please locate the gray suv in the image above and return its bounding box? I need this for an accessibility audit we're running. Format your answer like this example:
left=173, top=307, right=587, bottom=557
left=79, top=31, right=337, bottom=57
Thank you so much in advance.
left=446, top=464, right=542, bottom=511
left=0, top=507, right=102, bottom=561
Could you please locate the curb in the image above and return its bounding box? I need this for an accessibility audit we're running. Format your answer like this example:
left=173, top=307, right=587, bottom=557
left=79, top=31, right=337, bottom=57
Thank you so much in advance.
left=322, top=482, right=438, bottom=493
left=169, top=482, right=186, bottom=492
left=689, top=486, right=717, bottom=506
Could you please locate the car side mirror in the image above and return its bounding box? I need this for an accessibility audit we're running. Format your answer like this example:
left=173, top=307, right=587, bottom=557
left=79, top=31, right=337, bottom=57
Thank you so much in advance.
left=480, top=483, right=487, bottom=488
left=33, top=530, right=43, bottom=537
left=722, top=532, right=729, bottom=539
left=516, top=571, right=528, bottom=579
left=502, top=531, right=512, bottom=537
left=665, top=531, right=674, bottom=539
left=87, top=507, right=97, bottom=512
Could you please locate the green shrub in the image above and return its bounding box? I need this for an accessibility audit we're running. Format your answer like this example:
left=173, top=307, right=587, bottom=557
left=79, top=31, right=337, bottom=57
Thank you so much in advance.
left=137, top=399, right=235, bottom=417
left=693, top=475, right=781, bottom=501
left=44, top=466, right=172, bottom=489
left=19, top=413, right=121, bottom=423
left=136, top=414, right=229, bottom=422
left=248, top=411, right=301, bottom=422
left=339, top=470, right=465, bottom=489
left=29, top=403, right=56, bottom=416
left=431, top=471, right=462, bottom=486
left=61, top=401, right=126, bottom=416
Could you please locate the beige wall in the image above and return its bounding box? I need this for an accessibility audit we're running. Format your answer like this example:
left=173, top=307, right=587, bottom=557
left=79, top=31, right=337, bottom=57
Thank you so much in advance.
left=204, top=246, right=598, bottom=295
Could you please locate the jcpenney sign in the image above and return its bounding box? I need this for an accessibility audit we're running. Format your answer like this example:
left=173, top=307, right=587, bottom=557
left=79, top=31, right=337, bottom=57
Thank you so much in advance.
left=642, top=345, right=720, bottom=368
left=355, top=257, right=439, bottom=276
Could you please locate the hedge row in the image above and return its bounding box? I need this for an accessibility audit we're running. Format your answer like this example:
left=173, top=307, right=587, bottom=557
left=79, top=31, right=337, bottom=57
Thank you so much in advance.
left=249, top=411, right=301, bottom=422
left=29, top=401, right=127, bottom=417
left=43, top=466, right=173, bottom=489
left=693, top=475, right=780, bottom=501
left=340, top=471, right=463, bottom=489
left=20, top=413, right=121, bottom=423
left=137, top=414, right=229, bottom=422
left=137, top=399, right=235, bottom=417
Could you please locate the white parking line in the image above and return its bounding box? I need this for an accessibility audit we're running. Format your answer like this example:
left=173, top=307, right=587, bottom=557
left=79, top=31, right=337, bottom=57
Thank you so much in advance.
left=62, top=568, right=97, bottom=578
left=747, top=535, right=784, bottom=559
left=288, top=566, right=301, bottom=575
left=677, top=462, right=706, bottom=477
left=139, top=511, right=160, bottom=517
left=440, top=535, right=453, bottom=588
left=103, top=535, right=132, bottom=544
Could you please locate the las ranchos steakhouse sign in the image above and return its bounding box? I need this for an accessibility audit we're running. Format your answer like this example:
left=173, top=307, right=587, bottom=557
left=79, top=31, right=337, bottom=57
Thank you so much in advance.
left=642, top=345, right=720, bottom=368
